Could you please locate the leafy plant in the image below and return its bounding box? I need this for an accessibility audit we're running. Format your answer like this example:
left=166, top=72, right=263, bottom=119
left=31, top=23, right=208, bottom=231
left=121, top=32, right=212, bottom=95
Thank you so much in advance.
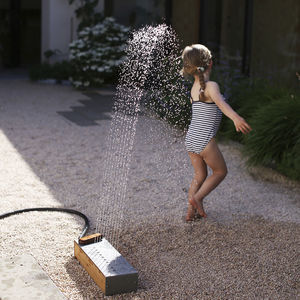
left=29, top=60, right=74, bottom=82
left=217, top=78, right=297, bottom=143
left=144, top=61, right=192, bottom=129
left=68, top=17, right=130, bottom=88
left=243, top=94, right=300, bottom=180
left=277, top=141, right=300, bottom=180
left=141, top=31, right=192, bottom=130
left=68, top=0, right=103, bottom=32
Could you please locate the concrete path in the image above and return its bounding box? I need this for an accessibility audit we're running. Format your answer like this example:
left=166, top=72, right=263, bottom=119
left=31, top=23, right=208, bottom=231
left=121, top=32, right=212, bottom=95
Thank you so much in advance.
left=0, top=79, right=299, bottom=299
left=0, top=254, right=66, bottom=300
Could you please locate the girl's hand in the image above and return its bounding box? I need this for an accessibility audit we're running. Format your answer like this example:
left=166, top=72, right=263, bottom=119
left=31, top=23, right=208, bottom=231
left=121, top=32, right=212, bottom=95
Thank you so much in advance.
left=233, top=116, right=252, bottom=134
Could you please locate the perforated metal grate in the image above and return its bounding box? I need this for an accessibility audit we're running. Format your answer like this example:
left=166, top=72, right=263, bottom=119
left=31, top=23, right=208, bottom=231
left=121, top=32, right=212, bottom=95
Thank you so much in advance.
left=81, top=238, right=138, bottom=277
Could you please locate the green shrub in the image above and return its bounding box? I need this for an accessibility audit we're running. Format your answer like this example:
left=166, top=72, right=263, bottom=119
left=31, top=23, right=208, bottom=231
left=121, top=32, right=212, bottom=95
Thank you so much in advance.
left=217, top=79, right=297, bottom=143
left=144, top=54, right=192, bottom=130
left=68, top=0, right=103, bottom=33
left=147, top=88, right=192, bottom=130
left=29, top=63, right=53, bottom=81
left=69, top=17, right=130, bottom=88
left=210, top=56, right=245, bottom=101
left=277, top=142, right=300, bottom=180
left=29, top=60, right=74, bottom=82
left=243, top=94, right=300, bottom=180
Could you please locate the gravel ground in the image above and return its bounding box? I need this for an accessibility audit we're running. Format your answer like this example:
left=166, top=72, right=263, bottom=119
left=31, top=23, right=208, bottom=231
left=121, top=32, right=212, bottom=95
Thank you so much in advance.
left=0, top=79, right=299, bottom=299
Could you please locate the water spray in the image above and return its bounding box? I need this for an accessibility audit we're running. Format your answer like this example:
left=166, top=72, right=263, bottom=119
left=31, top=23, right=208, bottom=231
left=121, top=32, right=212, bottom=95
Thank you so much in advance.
left=73, top=24, right=186, bottom=296
left=0, top=23, right=187, bottom=296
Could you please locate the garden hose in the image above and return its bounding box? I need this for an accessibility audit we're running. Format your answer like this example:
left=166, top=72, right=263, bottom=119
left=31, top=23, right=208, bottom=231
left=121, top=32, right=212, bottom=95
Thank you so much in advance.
left=0, top=207, right=89, bottom=239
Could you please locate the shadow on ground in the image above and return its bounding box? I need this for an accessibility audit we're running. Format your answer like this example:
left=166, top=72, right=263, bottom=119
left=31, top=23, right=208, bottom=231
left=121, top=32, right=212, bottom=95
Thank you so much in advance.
left=57, top=92, right=114, bottom=126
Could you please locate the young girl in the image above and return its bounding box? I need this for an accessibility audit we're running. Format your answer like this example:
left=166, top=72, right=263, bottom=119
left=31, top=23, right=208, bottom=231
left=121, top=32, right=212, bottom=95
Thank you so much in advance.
left=182, top=44, right=252, bottom=222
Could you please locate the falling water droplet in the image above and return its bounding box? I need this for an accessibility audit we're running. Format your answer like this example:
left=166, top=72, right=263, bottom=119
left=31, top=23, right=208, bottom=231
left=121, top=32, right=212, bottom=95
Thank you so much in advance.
left=94, top=24, right=192, bottom=248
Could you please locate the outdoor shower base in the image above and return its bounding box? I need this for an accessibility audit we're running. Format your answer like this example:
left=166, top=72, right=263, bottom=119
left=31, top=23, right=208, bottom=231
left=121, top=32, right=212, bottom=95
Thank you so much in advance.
left=74, top=234, right=138, bottom=296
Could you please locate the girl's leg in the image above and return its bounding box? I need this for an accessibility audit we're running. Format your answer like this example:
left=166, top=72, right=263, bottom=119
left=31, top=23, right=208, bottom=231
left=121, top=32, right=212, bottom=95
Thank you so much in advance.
left=189, top=138, right=227, bottom=216
left=186, top=152, right=208, bottom=221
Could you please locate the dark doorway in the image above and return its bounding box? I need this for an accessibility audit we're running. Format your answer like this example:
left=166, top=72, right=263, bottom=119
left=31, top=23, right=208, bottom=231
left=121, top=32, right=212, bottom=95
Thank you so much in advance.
left=0, top=0, right=41, bottom=68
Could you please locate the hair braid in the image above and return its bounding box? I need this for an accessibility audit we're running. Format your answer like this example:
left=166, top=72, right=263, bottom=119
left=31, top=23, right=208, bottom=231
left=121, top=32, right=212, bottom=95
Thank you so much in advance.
left=197, top=69, right=206, bottom=101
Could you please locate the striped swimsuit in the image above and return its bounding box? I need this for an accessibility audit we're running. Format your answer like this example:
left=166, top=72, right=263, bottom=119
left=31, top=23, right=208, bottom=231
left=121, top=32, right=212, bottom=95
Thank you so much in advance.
left=185, top=96, right=222, bottom=154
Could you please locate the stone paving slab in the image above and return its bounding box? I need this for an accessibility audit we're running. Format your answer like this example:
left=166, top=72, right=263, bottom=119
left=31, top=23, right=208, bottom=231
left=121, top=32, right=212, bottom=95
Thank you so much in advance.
left=0, top=254, right=66, bottom=300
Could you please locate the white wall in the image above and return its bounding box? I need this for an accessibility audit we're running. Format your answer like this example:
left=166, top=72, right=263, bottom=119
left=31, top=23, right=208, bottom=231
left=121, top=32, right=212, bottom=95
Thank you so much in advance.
left=41, top=0, right=104, bottom=63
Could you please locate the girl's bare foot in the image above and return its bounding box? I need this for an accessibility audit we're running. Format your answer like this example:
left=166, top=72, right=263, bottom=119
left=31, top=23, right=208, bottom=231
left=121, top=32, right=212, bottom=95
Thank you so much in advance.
left=189, top=196, right=207, bottom=218
left=185, top=203, right=196, bottom=222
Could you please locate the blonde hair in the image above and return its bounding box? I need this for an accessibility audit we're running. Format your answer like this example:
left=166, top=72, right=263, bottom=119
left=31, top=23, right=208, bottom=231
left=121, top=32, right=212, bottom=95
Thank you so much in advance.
left=181, top=44, right=212, bottom=100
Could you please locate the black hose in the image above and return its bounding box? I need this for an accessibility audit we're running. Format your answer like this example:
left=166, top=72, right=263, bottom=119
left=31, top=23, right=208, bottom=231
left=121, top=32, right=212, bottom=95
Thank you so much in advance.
left=0, top=207, right=89, bottom=239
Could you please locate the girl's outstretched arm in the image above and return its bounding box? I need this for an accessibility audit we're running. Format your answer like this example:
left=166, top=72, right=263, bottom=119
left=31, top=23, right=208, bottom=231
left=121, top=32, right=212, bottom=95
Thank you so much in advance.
left=206, top=81, right=252, bottom=134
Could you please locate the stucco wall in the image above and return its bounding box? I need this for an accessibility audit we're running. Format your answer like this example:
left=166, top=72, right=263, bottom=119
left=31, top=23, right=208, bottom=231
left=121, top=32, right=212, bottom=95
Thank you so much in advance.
left=113, top=0, right=135, bottom=26
left=200, top=0, right=222, bottom=56
left=41, top=0, right=104, bottom=64
left=172, top=0, right=200, bottom=49
left=219, top=0, right=245, bottom=66
left=251, top=0, right=300, bottom=84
